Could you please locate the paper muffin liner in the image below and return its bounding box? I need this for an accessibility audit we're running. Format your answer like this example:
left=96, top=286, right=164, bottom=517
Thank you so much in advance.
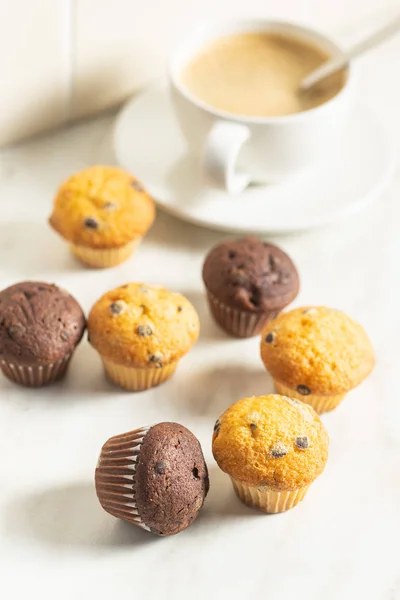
left=70, top=236, right=141, bottom=268
left=231, top=477, right=310, bottom=513
left=95, top=426, right=152, bottom=532
left=206, top=291, right=278, bottom=338
left=274, top=380, right=346, bottom=414
left=0, top=353, right=72, bottom=387
left=102, top=357, right=178, bottom=391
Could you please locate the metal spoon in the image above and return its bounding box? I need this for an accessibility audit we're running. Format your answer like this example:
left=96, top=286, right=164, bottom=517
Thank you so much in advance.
left=301, top=15, right=400, bottom=91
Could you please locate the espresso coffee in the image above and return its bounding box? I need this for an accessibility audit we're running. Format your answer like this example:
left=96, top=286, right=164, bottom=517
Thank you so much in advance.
left=181, top=31, right=346, bottom=117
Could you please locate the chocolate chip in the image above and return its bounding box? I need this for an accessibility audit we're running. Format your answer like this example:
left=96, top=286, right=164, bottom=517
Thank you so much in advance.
left=177, top=306, right=183, bottom=312
left=249, top=291, right=260, bottom=307
left=136, top=324, right=153, bottom=337
left=131, top=180, right=144, bottom=192
left=149, top=352, right=163, bottom=366
left=83, top=217, right=98, bottom=229
left=213, top=418, right=221, bottom=432
left=297, top=385, right=311, bottom=396
left=155, top=461, right=167, bottom=475
left=265, top=332, right=275, bottom=343
left=250, top=423, right=257, bottom=432
left=295, top=436, right=309, bottom=450
left=228, top=251, right=236, bottom=259
left=110, top=301, right=127, bottom=315
left=103, top=201, right=118, bottom=211
left=60, top=330, right=70, bottom=341
left=270, top=442, right=288, bottom=458
left=192, top=467, right=200, bottom=480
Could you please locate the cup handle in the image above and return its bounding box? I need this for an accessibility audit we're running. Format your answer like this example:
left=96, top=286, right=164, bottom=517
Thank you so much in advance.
left=202, top=120, right=251, bottom=195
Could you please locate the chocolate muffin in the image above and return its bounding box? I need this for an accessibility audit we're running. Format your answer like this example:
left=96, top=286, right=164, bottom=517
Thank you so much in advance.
left=202, top=236, right=299, bottom=337
left=0, top=281, right=86, bottom=386
left=95, top=422, right=209, bottom=536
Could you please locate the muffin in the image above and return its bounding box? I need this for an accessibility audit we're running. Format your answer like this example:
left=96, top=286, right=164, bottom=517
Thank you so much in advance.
left=212, top=394, right=329, bottom=513
left=49, top=166, right=155, bottom=268
left=260, top=306, right=375, bottom=413
left=95, top=422, right=209, bottom=536
left=0, top=282, right=85, bottom=386
left=88, top=283, right=199, bottom=391
left=202, top=236, right=299, bottom=338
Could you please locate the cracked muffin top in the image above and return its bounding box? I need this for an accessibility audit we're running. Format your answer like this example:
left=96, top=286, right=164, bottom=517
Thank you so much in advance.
left=202, top=236, right=299, bottom=312
left=260, top=306, right=375, bottom=396
left=49, top=166, right=155, bottom=249
left=0, top=281, right=86, bottom=365
left=212, top=394, right=329, bottom=491
left=88, top=283, right=199, bottom=368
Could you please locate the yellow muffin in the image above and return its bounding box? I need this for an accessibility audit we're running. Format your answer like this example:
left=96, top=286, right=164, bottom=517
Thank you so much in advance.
left=88, top=283, right=199, bottom=390
left=49, top=166, right=155, bottom=268
left=212, top=394, right=329, bottom=513
left=260, top=306, right=375, bottom=413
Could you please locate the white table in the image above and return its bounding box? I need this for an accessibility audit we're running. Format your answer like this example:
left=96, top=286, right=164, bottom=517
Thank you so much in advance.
left=0, top=91, right=399, bottom=599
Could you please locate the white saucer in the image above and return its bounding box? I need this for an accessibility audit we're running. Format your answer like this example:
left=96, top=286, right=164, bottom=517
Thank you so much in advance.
left=114, top=86, right=394, bottom=234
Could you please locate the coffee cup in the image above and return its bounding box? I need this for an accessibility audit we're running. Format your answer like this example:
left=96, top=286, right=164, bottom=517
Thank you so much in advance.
left=169, top=20, right=354, bottom=194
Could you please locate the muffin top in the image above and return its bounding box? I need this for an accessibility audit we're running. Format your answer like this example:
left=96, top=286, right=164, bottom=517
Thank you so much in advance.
left=135, top=422, right=209, bottom=535
left=202, top=236, right=299, bottom=313
left=0, top=282, right=86, bottom=365
left=212, top=394, right=329, bottom=490
left=49, top=166, right=155, bottom=248
left=88, top=283, right=199, bottom=368
left=260, top=306, right=375, bottom=396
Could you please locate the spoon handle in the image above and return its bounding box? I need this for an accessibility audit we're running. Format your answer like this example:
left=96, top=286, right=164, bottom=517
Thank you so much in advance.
left=301, top=15, right=400, bottom=90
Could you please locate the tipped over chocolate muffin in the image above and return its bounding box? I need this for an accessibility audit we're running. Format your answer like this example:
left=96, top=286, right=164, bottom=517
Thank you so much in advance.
left=95, top=422, right=209, bottom=536
left=0, top=281, right=86, bottom=386
left=202, top=236, right=299, bottom=337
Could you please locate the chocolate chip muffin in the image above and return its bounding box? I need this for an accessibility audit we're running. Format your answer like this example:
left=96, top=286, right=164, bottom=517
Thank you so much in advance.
left=212, top=394, right=329, bottom=513
left=88, top=283, right=199, bottom=391
left=260, top=307, right=375, bottom=413
left=49, top=166, right=155, bottom=268
left=95, top=422, right=209, bottom=536
left=0, top=282, right=86, bottom=387
left=202, top=236, right=299, bottom=337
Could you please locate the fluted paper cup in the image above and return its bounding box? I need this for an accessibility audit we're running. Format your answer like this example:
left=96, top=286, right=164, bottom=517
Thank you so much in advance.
left=207, top=292, right=278, bottom=338
left=231, top=477, right=310, bottom=513
left=0, top=353, right=72, bottom=387
left=95, top=426, right=152, bottom=531
left=102, top=358, right=178, bottom=391
left=70, top=236, right=141, bottom=268
left=274, top=380, right=346, bottom=414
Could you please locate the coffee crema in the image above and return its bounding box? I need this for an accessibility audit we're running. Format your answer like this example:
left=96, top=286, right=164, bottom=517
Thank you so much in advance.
left=181, top=31, right=346, bottom=117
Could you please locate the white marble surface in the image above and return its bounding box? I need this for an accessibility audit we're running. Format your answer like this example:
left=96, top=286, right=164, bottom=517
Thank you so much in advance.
left=0, top=76, right=399, bottom=599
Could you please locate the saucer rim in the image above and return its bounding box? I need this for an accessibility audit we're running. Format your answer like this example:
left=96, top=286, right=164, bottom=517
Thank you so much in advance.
left=113, top=85, right=395, bottom=235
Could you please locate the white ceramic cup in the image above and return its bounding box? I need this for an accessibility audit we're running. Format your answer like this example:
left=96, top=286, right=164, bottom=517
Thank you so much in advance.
left=169, top=20, right=354, bottom=195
